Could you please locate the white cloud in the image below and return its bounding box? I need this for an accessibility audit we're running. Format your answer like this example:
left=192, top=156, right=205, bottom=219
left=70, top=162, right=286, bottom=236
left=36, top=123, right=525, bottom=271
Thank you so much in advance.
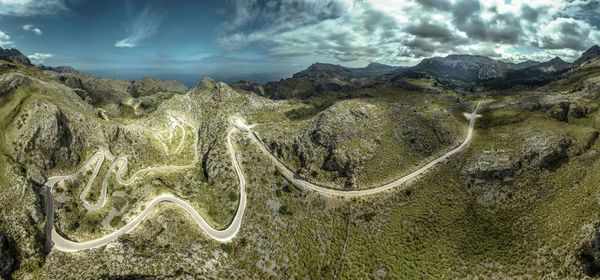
left=219, top=0, right=600, bottom=65
left=23, top=24, right=43, bottom=35
left=115, top=6, right=163, bottom=48
left=27, top=53, right=54, bottom=64
left=0, top=0, right=70, bottom=16
left=0, top=30, right=12, bottom=47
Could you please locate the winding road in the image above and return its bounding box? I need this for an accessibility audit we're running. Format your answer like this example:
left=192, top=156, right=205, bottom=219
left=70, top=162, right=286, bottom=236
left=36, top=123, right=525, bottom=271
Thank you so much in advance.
left=45, top=118, right=246, bottom=252
left=44, top=104, right=479, bottom=252
left=234, top=103, right=480, bottom=197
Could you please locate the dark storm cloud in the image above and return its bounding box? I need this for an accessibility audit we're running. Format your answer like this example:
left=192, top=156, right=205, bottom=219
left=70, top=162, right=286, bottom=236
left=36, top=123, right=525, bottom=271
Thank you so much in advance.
left=404, top=37, right=437, bottom=53
left=560, top=0, right=600, bottom=28
left=521, top=4, right=543, bottom=22
left=226, top=0, right=345, bottom=31
left=539, top=19, right=592, bottom=50
left=404, top=21, right=457, bottom=43
left=486, top=12, right=524, bottom=44
left=449, top=0, right=524, bottom=44
left=414, top=0, right=451, bottom=10
left=451, top=0, right=488, bottom=41
left=361, top=8, right=398, bottom=33
left=219, top=0, right=600, bottom=66
left=452, top=0, right=481, bottom=25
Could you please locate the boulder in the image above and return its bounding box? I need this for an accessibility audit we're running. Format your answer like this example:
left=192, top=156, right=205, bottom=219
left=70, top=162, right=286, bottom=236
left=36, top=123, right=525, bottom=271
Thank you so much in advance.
left=523, top=133, right=571, bottom=169
left=570, top=102, right=598, bottom=119
left=465, top=132, right=572, bottom=183
left=580, top=226, right=600, bottom=277
left=547, top=102, right=570, bottom=122
left=0, top=232, right=16, bottom=278
left=464, top=150, right=519, bottom=183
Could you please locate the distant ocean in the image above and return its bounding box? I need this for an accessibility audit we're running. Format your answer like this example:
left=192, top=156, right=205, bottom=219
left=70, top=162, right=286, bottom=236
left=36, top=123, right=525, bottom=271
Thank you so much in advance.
left=86, top=70, right=290, bottom=87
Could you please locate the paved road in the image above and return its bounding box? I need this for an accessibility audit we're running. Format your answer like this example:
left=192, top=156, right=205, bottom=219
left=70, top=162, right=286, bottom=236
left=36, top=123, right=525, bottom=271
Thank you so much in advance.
left=44, top=103, right=478, bottom=252
left=234, top=103, right=480, bottom=197
left=45, top=118, right=246, bottom=252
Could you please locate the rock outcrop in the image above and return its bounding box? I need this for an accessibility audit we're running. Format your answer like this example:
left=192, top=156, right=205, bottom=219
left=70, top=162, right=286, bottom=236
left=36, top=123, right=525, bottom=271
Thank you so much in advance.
left=465, top=132, right=572, bottom=183
left=579, top=224, right=600, bottom=277
left=0, top=232, right=16, bottom=278
left=573, top=45, right=600, bottom=67
left=0, top=47, right=32, bottom=66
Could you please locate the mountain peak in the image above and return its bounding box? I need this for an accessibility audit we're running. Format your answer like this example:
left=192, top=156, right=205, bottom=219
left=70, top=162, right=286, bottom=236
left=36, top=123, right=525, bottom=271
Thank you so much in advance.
left=549, top=56, right=565, bottom=63
left=0, top=47, right=32, bottom=66
left=587, top=44, right=600, bottom=52
left=366, top=62, right=386, bottom=68
left=307, top=62, right=345, bottom=70
left=573, top=45, right=600, bottom=66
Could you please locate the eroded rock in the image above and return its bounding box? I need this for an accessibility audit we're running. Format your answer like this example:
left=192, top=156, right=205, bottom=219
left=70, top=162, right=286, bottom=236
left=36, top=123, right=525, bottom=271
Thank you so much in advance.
left=0, top=232, right=17, bottom=278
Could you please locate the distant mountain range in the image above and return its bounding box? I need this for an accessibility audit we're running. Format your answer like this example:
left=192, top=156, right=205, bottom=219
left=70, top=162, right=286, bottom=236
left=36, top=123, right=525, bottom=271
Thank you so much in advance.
left=232, top=45, right=600, bottom=98
left=2, top=45, right=600, bottom=99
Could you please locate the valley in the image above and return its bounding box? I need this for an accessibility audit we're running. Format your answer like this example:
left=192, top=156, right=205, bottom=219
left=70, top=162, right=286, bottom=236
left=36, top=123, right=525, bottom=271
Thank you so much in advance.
left=1, top=44, right=600, bottom=279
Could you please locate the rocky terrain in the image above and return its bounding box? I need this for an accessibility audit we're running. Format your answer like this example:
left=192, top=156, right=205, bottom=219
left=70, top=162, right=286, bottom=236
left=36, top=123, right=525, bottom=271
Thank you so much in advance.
left=1, top=45, right=600, bottom=279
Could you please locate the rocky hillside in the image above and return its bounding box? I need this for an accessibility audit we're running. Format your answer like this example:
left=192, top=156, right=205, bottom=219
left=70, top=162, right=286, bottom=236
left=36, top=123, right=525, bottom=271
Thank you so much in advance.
left=241, top=45, right=600, bottom=99
left=40, top=68, right=188, bottom=117
left=0, top=47, right=32, bottom=66
left=233, top=62, right=401, bottom=99
left=2, top=45, right=600, bottom=279
left=574, top=45, right=600, bottom=67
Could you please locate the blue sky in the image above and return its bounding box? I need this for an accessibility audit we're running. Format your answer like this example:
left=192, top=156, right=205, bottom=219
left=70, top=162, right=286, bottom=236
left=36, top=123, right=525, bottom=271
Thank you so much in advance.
left=0, top=0, right=599, bottom=85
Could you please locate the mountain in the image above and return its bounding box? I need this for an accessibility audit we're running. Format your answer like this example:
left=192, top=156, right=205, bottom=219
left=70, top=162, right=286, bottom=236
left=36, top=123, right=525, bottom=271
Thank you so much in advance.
left=483, top=56, right=572, bottom=89
left=233, top=62, right=402, bottom=99
left=40, top=65, right=188, bottom=117
left=235, top=45, right=600, bottom=98
left=292, top=62, right=401, bottom=79
left=515, top=60, right=541, bottom=69
left=2, top=46, right=600, bottom=278
left=537, top=57, right=571, bottom=70
left=406, top=54, right=517, bottom=82
left=573, top=45, right=600, bottom=67
left=0, top=47, right=32, bottom=66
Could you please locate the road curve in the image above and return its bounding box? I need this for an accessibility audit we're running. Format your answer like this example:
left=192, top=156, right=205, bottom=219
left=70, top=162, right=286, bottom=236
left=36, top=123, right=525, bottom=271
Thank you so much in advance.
left=234, top=103, right=480, bottom=197
left=45, top=119, right=246, bottom=252
left=43, top=103, right=479, bottom=252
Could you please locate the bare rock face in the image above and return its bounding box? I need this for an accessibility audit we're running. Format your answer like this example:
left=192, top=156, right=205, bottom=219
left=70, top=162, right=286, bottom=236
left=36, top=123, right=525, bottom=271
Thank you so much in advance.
left=0, top=232, right=16, bottom=278
left=464, top=150, right=520, bottom=183
left=10, top=100, right=80, bottom=170
left=579, top=224, right=600, bottom=277
left=0, top=47, right=32, bottom=66
left=303, top=102, right=382, bottom=179
left=547, top=102, right=570, bottom=122
left=570, top=102, right=598, bottom=119
left=544, top=101, right=598, bottom=122
left=392, top=111, right=456, bottom=156
left=465, top=132, right=572, bottom=184
left=522, top=132, right=571, bottom=169
left=0, top=72, right=34, bottom=96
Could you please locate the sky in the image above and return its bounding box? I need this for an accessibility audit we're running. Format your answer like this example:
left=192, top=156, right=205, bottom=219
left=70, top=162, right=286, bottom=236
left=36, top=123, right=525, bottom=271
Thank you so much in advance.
left=0, top=0, right=599, bottom=85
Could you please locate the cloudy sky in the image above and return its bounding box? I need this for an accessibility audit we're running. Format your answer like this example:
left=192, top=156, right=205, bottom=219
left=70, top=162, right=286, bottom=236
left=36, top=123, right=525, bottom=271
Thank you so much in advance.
left=0, top=0, right=599, bottom=84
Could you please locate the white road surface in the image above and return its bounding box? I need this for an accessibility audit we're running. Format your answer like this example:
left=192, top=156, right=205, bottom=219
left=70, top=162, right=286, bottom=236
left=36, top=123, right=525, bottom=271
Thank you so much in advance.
left=45, top=118, right=246, bottom=252
left=44, top=103, right=479, bottom=252
left=234, top=103, right=480, bottom=197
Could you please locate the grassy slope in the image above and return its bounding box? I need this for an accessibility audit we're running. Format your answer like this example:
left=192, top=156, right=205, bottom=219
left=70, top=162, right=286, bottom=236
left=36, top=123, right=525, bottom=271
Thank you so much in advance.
left=226, top=93, right=600, bottom=278
left=3, top=62, right=600, bottom=278
left=249, top=86, right=467, bottom=189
